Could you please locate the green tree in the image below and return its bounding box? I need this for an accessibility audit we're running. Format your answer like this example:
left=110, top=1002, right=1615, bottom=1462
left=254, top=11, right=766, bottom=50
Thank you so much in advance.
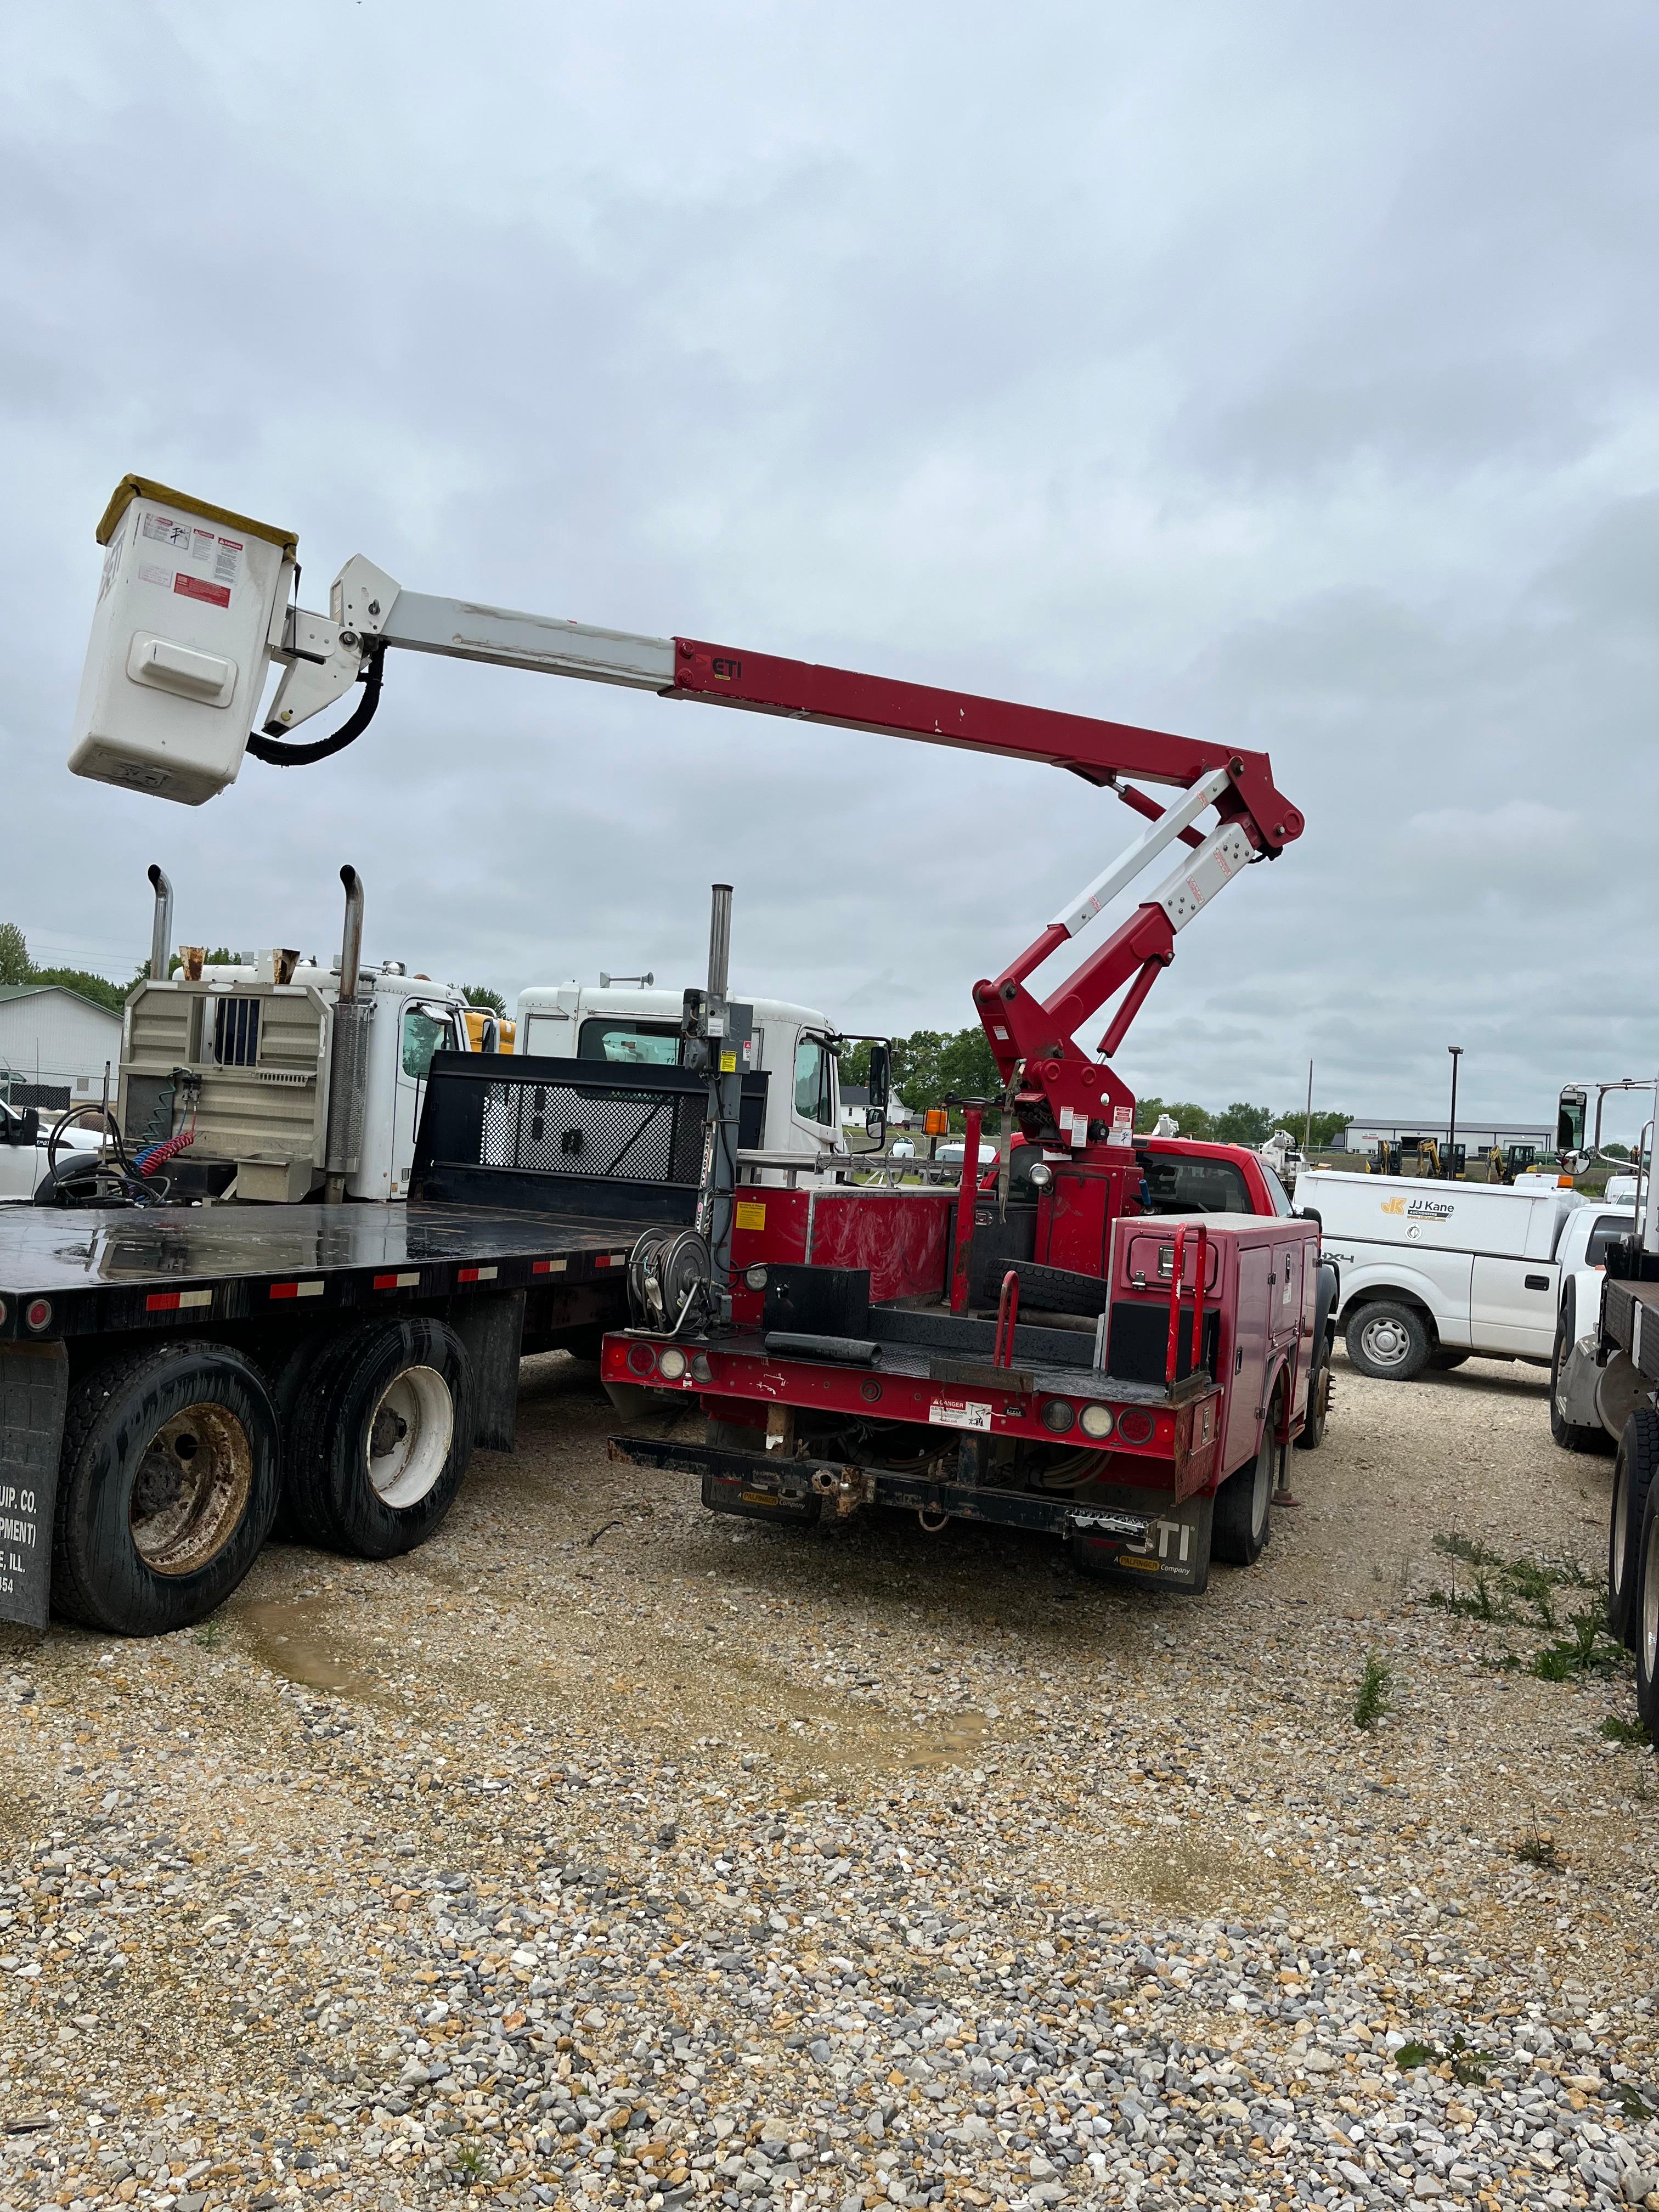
left=1276, top=1107, right=1353, bottom=1149
left=0, top=923, right=29, bottom=985
left=1214, top=1101, right=1276, bottom=1147
left=461, top=984, right=507, bottom=1017
left=27, top=964, right=135, bottom=1015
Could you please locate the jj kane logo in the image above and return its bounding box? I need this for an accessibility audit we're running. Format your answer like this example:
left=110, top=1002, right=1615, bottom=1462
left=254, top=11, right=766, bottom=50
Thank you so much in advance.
left=1380, top=1196, right=1454, bottom=1221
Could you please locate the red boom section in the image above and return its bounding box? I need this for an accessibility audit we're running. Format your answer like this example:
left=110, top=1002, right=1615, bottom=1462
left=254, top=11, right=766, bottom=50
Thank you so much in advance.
left=669, top=639, right=1303, bottom=855
left=670, top=633, right=1304, bottom=1138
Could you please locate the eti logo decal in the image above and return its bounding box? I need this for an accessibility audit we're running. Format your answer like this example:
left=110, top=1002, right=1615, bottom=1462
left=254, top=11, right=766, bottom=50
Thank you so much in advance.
left=711, top=656, right=742, bottom=682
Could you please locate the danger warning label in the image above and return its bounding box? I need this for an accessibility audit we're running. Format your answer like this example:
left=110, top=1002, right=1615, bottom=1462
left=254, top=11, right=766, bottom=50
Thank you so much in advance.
left=174, top=573, right=231, bottom=609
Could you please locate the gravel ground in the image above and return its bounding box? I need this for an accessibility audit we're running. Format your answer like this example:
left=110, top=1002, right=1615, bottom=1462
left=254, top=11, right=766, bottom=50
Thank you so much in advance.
left=2, top=1348, right=1657, bottom=2212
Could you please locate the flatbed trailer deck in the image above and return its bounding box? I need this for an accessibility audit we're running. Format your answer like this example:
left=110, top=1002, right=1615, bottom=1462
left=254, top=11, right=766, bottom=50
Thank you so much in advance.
left=0, top=1200, right=642, bottom=1345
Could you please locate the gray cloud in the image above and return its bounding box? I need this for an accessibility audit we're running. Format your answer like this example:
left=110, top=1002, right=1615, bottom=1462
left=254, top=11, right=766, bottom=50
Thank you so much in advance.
left=1, top=1, right=1656, bottom=1141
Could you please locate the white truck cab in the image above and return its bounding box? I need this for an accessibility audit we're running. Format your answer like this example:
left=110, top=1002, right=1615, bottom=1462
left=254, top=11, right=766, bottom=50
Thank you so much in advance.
left=0, top=1098, right=107, bottom=1204
left=1297, top=1167, right=1589, bottom=1380
left=119, top=956, right=475, bottom=1203
left=516, top=984, right=844, bottom=1164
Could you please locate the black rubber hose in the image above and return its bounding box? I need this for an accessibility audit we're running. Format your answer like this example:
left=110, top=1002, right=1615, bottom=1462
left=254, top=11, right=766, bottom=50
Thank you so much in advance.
left=247, top=643, right=385, bottom=767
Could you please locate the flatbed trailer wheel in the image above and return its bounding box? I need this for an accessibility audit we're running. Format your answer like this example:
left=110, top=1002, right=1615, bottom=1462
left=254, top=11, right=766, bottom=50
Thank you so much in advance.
left=51, top=1342, right=280, bottom=1635
left=1214, top=1400, right=1277, bottom=1566
left=1635, top=1472, right=1659, bottom=1739
left=1609, top=1409, right=1659, bottom=1646
left=283, top=1317, right=474, bottom=1559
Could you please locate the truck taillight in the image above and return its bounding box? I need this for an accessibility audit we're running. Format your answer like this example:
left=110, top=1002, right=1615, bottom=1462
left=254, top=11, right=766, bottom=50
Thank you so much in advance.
left=626, top=1343, right=657, bottom=1378
left=24, top=1299, right=51, bottom=1333
left=657, top=1348, right=688, bottom=1381
left=1039, top=1398, right=1075, bottom=1435
left=1078, top=1403, right=1114, bottom=1440
left=1115, top=1407, right=1155, bottom=1446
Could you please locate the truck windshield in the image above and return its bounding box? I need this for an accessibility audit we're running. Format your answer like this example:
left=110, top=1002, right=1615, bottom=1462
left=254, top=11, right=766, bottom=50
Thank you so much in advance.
left=578, top=1018, right=680, bottom=1066
left=1142, top=1153, right=1253, bottom=1215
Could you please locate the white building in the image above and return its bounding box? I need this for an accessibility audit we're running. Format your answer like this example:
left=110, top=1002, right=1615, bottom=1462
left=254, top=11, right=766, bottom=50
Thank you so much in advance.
left=839, top=1085, right=913, bottom=1132
left=0, top=985, right=125, bottom=1108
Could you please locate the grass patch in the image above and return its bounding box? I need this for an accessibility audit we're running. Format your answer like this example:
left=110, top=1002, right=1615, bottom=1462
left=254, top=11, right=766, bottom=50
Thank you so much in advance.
left=1432, top=1533, right=1503, bottom=1570
left=452, top=2142, right=489, bottom=2185
left=1512, top=1827, right=1565, bottom=1871
left=192, top=1618, right=223, bottom=1649
left=1352, top=1653, right=1393, bottom=1730
left=1529, top=1611, right=1624, bottom=1681
left=1600, top=1714, right=1650, bottom=1745
left=1392, top=2031, right=1495, bottom=2085
left=1426, top=1540, right=1625, bottom=1674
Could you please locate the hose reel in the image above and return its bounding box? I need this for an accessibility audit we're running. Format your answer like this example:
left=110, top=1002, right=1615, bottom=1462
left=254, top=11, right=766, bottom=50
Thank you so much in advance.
left=627, top=1227, right=713, bottom=1336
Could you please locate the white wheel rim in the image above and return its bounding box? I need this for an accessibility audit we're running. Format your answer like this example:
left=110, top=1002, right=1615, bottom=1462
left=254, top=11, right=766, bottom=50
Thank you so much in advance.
left=365, top=1365, right=453, bottom=1509
left=1612, top=1455, right=1629, bottom=1594
left=1643, top=1507, right=1659, bottom=1687
left=1360, top=1316, right=1412, bottom=1368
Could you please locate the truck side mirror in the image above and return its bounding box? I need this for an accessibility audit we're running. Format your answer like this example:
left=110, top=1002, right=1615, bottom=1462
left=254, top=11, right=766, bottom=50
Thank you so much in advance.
left=865, top=1041, right=890, bottom=1147
left=1556, top=1085, right=1587, bottom=1155
left=14, top=1107, right=40, bottom=1147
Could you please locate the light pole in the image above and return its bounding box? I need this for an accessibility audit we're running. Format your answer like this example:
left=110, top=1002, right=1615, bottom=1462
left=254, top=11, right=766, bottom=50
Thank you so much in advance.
left=1447, top=1046, right=1463, bottom=1178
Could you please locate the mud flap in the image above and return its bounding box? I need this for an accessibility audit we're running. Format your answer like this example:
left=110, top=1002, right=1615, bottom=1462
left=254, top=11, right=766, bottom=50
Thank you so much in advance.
left=1069, top=1492, right=1214, bottom=1595
left=701, top=1463, right=822, bottom=1527
left=0, top=1341, right=69, bottom=1629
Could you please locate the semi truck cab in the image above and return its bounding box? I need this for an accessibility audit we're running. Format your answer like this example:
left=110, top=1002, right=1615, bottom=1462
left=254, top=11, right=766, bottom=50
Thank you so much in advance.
left=515, top=984, right=849, bottom=1166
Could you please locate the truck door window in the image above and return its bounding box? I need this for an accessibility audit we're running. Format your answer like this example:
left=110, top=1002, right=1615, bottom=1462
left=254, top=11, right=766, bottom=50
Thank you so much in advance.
left=401, top=1008, right=452, bottom=1080
left=1257, top=1164, right=1294, bottom=1216
left=1141, top=1153, right=1252, bottom=1215
left=1587, top=1213, right=1634, bottom=1268
left=577, top=1018, right=680, bottom=1066
left=794, top=1036, right=834, bottom=1126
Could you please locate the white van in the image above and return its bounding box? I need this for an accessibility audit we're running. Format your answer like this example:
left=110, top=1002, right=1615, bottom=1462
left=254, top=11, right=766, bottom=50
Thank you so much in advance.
left=515, top=985, right=846, bottom=1165
left=1297, top=1168, right=1590, bottom=1379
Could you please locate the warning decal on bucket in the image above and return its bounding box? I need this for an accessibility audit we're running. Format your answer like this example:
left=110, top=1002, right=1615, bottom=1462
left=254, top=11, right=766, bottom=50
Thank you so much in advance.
left=174, top=573, right=232, bottom=608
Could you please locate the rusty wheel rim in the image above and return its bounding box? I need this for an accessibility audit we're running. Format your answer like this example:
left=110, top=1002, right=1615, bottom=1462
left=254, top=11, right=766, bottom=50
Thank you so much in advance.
left=129, top=1402, right=253, bottom=1576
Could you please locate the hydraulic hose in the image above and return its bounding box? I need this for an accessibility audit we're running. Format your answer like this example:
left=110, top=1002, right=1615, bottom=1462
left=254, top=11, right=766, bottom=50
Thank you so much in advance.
left=247, top=643, right=385, bottom=767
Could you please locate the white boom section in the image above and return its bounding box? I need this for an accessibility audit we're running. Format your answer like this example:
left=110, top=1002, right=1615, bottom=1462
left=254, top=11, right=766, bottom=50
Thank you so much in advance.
left=381, top=594, right=675, bottom=688
left=1048, top=765, right=1233, bottom=936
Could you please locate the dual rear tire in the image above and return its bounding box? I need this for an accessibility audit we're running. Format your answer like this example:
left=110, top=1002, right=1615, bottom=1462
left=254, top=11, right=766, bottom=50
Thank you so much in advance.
left=278, top=1317, right=474, bottom=1558
left=50, top=1318, right=476, bottom=1636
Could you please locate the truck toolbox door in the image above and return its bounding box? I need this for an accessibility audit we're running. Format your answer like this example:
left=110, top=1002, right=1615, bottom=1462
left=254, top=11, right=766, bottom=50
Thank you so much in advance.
left=1470, top=1254, right=1556, bottom=1357
left=1222, top=1243, right=1272, bottom=1477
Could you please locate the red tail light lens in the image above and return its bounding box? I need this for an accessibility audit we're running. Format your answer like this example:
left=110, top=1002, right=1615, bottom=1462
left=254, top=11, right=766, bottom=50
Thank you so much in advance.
left=24, top=1299, right=52, bottom=1333
left=626, top=1343, right=657, bottom=1378
left=1116, top=1407, right=1155, bottom=1446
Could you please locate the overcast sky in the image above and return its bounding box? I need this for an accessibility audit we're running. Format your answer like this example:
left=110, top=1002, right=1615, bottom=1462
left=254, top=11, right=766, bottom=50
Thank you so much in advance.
left=3, top=4, right=1656, bottom=1133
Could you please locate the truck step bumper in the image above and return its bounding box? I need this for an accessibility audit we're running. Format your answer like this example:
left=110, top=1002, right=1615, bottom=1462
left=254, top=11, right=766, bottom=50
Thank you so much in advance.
left=607, top=1432, right=1195, bottom=1579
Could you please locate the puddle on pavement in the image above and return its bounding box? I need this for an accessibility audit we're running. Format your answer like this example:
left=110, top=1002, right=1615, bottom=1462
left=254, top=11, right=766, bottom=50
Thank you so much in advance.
left=905, top=1711, right=988, bottom=1771
left=235, top=1600, right=372, bottom=1696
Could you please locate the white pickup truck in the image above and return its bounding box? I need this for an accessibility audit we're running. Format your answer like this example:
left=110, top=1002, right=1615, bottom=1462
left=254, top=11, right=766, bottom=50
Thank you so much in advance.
left=0, top=1097, right=110, bottom=1203
left=1297, top=1167, right=1632, bottom=1382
